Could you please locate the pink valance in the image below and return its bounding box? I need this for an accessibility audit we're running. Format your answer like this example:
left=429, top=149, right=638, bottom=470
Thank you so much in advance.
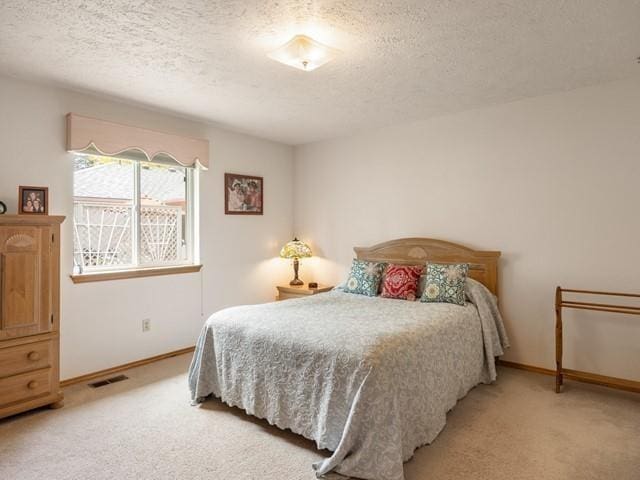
left=66, top=113, right=209, bottom=169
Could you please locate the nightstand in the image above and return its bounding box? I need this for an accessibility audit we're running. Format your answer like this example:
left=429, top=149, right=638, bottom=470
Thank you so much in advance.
left=276, top=283, right=333, bottom=301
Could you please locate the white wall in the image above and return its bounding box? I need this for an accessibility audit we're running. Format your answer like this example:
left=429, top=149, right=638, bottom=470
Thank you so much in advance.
left=294, top=77, right=640, bottom=381
left=0, top=74, right=294, bottom=379
left=3, top=72, right=638, bottom=383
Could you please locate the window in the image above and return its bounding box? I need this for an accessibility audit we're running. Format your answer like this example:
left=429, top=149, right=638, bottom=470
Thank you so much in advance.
left=73, top=154, right=197, bottom=274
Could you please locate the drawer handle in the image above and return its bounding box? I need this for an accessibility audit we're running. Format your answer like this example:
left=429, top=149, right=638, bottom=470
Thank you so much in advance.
left=27, top=380, right=39, bottom=390
left=27, top=351, right=41, bottom=361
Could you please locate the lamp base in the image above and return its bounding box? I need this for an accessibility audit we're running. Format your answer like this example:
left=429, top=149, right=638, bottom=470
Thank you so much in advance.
left=289, top=257, right=303, bottom=286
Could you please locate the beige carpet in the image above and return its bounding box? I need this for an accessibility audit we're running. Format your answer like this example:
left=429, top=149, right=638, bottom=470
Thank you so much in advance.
left=1, top=354, right=638, bottom=480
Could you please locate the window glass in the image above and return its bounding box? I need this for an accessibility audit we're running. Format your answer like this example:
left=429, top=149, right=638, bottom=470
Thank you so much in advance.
left=73, top=154, right=195, bottom=273
left=73, top=156, right=134, bottom=270
left=139, top=163, right=188, bottom=265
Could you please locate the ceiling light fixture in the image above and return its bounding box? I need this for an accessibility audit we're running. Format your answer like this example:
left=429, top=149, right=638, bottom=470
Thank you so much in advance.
left=268, top=35, right=339, bottom=72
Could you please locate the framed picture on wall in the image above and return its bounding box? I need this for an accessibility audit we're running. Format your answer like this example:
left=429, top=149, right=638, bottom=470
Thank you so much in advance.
left=224, top=173, right=263, bottom=215
left=18, top=186, right=48, bottom=215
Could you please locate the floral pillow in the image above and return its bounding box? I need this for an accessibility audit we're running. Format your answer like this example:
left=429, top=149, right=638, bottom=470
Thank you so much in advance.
left=420, top=263, right=469, bottom=306
left=381, top=264, right=424, bottom=301
left=417, top=273, right=427, bottom=297
left=343, top=259, right=386, bottom=296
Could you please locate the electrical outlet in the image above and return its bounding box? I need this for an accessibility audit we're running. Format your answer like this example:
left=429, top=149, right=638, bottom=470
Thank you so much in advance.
left=142, top=318, right=151, bottom=332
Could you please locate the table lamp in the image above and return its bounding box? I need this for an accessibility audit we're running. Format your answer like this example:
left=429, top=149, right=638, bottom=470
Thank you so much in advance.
left=280, top=237, right=312, bottom=286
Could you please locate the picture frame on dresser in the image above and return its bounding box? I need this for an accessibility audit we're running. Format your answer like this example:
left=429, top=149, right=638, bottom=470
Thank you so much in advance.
left=18, top=186, right=49, bottom=215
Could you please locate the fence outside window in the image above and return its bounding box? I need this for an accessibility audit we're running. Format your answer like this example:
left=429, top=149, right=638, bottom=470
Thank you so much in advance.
left=73, top=202, right=184, bottom=272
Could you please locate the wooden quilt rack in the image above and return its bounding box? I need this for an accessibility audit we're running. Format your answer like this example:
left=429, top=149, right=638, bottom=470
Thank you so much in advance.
left=555, top=287, right=640, bottom=394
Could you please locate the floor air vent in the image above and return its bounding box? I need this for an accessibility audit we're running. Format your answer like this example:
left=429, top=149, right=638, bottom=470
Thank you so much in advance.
left=88, top=374, right=129, bottom=388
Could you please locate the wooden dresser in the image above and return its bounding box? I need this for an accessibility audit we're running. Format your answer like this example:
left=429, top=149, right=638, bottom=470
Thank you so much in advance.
left=0, top=215, right=65, bottom=419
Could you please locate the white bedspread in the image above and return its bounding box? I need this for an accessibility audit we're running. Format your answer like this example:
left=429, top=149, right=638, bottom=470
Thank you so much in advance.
left=189, top=279, right=509, bottom=480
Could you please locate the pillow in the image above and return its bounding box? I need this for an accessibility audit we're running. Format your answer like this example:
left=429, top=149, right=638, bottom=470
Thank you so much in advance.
left=381, top=264, right=424, bottom=300
left=418, top=272, right=477, bottom=301
left=343, top=259, right=386, bottom=296
left=420, top=263, right=469, bottom=306
left=417, top=273, right=427, bottom=298
left=418, top=274, right=481, bottom=301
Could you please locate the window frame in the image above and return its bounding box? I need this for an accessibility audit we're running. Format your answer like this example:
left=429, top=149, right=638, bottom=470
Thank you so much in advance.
left=72, top=155, right=200, bottom=278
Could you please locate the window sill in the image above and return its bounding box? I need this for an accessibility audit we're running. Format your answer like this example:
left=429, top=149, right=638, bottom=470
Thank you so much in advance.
left=70, top=264, right=203, bottom=284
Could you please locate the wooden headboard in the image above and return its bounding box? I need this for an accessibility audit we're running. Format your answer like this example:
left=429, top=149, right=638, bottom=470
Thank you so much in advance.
left=354, top=238, right=501, bottom=296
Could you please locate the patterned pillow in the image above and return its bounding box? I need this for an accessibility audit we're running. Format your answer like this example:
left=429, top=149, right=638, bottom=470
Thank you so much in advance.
left=420, top=263, right=469, bottom=306
left=343, top=259, right=386, bottom=296
left=417, top=273, right=427, bottom=297
left=381, top=264, right=424, bottom=301
left=418, top=272, right=474, bottom=301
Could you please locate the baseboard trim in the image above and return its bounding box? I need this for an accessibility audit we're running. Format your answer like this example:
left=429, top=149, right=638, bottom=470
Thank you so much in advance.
left=498, top=360, right=555, bottom=376
left=60, top=351, right=638, bottom=393
left=561, top=368, right=640, bottom=394
left=60, top=346, right=195, bottom=388
left=498, top=360, right=640, bottom=394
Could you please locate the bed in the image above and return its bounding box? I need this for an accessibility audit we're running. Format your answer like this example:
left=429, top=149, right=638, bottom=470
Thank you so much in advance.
left=188, top=238, right=509, bottom=480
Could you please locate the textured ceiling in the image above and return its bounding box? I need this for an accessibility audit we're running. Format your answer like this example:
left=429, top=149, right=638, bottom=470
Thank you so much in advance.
left=1, top=1, right=639, bottom=145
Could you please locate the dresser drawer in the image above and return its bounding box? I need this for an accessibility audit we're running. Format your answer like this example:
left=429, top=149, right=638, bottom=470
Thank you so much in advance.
left=0, top=368, right=52, bottom=406
left=0, top=341, right=51, bottom=378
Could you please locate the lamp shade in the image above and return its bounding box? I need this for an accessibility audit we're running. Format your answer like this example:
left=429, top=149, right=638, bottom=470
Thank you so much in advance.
left=279, top=238, right=312, bottom=259
left=267, top=35, right=339, bottom=72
